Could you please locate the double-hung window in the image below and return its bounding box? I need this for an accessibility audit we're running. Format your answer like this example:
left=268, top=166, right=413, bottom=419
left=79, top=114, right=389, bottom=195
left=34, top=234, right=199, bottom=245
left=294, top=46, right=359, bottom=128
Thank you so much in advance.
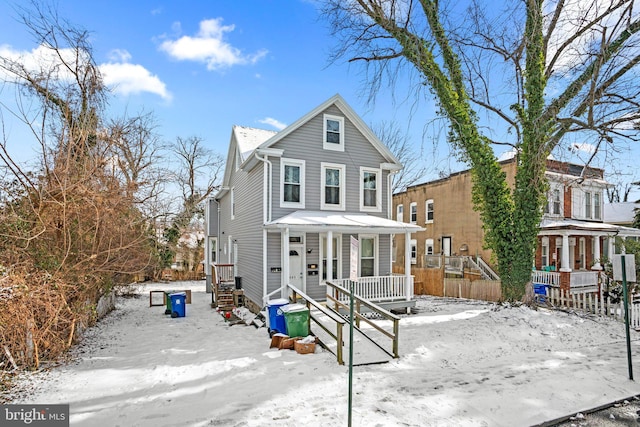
left=396, top=204, right=404, bottom=222
left=410, top=239, right=417, bottom=264
left=585, top=192, right=592, bottom=219
left=323, top=114, right=345, bottom=151
left=360, top=167, right=381, bottom=211
left=426, top=199, right=434, bottom=223
left=321, top=163, right=345, bottom=210
left=280, top=158, right=305, bottom=208
left=360, top=235, right=377, bottom=277
left=552, top=189, right=561, bottom=215
left=425, top=238, right=434, bottom=255
left=410, top=202, right=417, bottom=224
left=321, top=235, right=341, bottom=281
left=594, top=193, right=601, bottom=220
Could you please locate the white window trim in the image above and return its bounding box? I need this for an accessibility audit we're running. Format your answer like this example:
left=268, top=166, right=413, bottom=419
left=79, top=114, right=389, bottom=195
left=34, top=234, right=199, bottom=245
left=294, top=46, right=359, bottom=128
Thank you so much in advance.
left=410, top=239, right=417, bottom=264
left=320, top=162, right=346, bottom=211
left=280, top=158, right=305, bottom=208
left=426, top=238, right=434, bottom=256
left=541, top=236, right=549, bottom=267
left=409, top=202, right=417, bottom=224
left=360, top=167, right=382, bottom=212
left=425, top=199, right=434, bottom=224
left=320, top=234, right=342, bottom=283
left=323, top=114, right=345, bottom=152
left=396, top=204, right=403, bottom=222
left=359, top=234, right=379, bottom=277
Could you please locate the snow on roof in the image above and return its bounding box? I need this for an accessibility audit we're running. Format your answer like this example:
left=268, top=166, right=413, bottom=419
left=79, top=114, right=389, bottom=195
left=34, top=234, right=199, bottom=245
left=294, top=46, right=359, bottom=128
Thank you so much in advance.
left=539, top=218, right=640, bottom=236
left=233, top=125, right=278, bottom=161
left=604, top=202, right=640, bottom=225
left=265, top=210, right=424, bottom=233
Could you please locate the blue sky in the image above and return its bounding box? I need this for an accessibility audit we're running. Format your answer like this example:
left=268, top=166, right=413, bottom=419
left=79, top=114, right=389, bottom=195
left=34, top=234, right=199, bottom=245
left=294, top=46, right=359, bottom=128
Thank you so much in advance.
left=0, top=0, right=638, bottom=199
left=0, top=0, right=448, bottom=171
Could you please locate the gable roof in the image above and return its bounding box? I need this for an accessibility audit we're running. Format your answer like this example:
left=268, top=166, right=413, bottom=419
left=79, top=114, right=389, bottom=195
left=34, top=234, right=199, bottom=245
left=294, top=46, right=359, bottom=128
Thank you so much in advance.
left=234, top=125, right=278, bottom=162
left=244, top=93, right=401, bottom=170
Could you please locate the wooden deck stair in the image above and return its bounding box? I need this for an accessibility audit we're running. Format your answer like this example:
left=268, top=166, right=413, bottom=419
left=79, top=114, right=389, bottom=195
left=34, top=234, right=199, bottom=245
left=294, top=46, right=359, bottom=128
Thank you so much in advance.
left=216, top=287, right=235, bottom=310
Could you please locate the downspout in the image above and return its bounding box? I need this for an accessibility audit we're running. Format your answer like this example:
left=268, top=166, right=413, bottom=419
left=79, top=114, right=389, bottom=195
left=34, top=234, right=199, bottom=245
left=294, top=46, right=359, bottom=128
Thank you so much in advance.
left=255, top=151, right=272, bottom=303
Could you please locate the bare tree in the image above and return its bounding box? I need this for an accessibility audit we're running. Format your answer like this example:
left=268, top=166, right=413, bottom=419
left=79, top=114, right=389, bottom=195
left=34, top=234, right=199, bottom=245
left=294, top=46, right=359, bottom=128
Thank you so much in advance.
left=0, top=2, right=161, bottom=368
left=372, top=120, right=431, bottom=192
left=163, top=136, right=224, bottom=271
left=323, top=0, right=640, bottom=300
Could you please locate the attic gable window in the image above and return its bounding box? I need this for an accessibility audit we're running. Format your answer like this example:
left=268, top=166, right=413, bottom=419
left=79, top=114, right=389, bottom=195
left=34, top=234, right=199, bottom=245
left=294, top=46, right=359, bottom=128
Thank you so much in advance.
left=323, top=114, right=345, bottom=151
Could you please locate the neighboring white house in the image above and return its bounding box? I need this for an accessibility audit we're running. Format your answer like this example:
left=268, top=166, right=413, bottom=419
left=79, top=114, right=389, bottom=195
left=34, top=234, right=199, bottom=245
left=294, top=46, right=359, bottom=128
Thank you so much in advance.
left=604, top=202, right=640, bottom=227
left=205, top=94, right=422, bottom=311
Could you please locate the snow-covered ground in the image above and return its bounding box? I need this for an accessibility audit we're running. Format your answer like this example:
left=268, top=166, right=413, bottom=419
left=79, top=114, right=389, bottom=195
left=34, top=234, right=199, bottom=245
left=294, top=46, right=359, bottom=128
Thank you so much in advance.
left=6, top=280, right=640, bottom=426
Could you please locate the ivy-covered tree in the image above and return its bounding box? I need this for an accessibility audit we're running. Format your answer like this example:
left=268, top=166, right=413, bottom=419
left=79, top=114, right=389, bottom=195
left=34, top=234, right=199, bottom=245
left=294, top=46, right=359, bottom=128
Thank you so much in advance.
left=323, top=0, right=640, bottom=301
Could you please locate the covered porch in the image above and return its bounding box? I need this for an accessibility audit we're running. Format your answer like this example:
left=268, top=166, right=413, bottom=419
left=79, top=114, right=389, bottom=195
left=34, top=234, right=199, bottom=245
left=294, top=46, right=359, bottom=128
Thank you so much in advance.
left=263, top=210, right=423, bottom=310
left=533, top=219, right=640, bottom=294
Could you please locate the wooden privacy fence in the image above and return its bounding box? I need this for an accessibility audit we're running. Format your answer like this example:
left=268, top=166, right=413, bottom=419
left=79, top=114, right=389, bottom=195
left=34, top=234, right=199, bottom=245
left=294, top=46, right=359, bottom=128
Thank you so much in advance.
left=443, top=278, right=502, bottom=302
left=540, top=287, right=640, bottom=329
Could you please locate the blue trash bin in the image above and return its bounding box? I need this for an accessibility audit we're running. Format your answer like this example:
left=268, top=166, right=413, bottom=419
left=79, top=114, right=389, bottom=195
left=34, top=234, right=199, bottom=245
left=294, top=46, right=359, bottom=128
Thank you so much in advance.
left=170, top=292, right=187, bottom=318
left=533, top=284, right=548, bottom=302
left=267, top=298, right=289, bottom=335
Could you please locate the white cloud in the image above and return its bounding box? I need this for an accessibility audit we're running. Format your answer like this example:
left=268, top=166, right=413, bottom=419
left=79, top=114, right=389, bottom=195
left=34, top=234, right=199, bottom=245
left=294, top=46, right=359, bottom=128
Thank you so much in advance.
left=159, top=18, right=268, bottom=70
left=100, top=62, right=172, bottom=101
left=258, top=117, right=287, bottom=131
left=0, top=44, right=170, bottom=101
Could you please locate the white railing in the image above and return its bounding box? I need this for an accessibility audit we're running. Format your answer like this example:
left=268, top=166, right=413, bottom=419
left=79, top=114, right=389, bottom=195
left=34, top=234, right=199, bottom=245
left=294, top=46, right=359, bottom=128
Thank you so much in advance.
left=569, top=271, right=599, bottom=294
left=474, top=257, right=500, bottom=281
left=531, top=271, right=561, bottom=287
left=332, top=275, right=413, bottom=302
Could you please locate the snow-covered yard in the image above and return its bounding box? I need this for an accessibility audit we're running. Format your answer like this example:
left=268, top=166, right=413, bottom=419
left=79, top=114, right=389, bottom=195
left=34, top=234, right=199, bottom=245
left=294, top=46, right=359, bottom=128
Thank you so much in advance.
left=6, top=280, right=640, bottom=426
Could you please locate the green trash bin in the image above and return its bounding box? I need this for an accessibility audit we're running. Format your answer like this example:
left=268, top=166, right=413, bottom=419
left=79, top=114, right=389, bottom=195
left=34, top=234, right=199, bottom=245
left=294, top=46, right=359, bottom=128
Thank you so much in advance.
left=280, top=303, right=310, bottom=337
left=164, top=291, right=175, bottom=315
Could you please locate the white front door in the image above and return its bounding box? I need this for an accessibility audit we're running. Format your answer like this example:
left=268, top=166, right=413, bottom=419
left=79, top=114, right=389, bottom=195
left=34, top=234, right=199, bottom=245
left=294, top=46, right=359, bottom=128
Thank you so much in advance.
left=289, top=244, right=305, bottom=292
left=442, top=236, right=452, bottom=256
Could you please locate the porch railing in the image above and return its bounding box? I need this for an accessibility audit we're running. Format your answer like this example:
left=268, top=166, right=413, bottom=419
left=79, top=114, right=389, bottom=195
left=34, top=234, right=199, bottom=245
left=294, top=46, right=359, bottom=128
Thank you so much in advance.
left=332, top=275, right=413, bottom=302
left=569, top=271, right=599, bottom=293
left=531, top=270, right=561, bottom=287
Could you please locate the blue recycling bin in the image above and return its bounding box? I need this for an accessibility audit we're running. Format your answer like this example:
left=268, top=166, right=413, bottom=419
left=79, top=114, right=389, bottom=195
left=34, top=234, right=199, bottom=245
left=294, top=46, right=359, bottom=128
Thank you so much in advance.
left=267, top=298, right=289, bottom=335
left=533, top=284, right=548, bottom=302
left=169, top=292, right=187, bottom=318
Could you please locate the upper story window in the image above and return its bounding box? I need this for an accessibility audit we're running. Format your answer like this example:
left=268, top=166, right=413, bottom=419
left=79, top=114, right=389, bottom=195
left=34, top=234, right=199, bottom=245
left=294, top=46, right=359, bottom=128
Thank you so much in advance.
left=280, top=158, right=305, bottom=208
left=360, top=167, right=381, bottom=212
left=321, top=162, right=345, bottom=210
left=396, top=204, right=403, bottom=222
left=585, top=192, right=592, bottom=219
left=552, top=189, right=561, bottom=215
left=544, top=187, right=562, bottom=215
left=426, top=199, right=434, bottom=223
left=410, top=202, right=417, bottom=224
left=581, top=189, right=602, bottom=220
left=323, top=114, right=345, bottom=152
left=594, top=192, right=601, bottom=220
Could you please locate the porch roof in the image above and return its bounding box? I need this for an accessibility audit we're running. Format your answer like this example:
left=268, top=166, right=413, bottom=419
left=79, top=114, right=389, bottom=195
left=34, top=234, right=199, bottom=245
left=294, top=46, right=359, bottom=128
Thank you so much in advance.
left=264, top=210, right=424, bottom=234
left=539, top=218, right=640, bottom=236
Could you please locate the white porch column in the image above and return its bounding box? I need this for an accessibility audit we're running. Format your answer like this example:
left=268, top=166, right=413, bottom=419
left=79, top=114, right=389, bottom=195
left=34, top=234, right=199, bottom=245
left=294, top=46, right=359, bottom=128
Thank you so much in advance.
left=282, top=228, right=290, bottom=299
left=404, top=231, right=412, bottom=301
left=592, top=235, right=602, bottom=270
left=326, top=230, right=333, bottom=283
left=560, top=234, right=571, bottom=272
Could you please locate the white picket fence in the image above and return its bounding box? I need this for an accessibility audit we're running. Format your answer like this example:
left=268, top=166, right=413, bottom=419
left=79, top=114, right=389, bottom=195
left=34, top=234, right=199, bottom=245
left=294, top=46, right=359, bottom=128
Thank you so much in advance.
left=540, top=287, right=640, bottom=329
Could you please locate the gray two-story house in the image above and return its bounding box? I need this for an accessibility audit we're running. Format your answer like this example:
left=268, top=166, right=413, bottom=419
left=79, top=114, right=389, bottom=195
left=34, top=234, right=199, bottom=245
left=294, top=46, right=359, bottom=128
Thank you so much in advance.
left=205, top=94, right=422, bottom=311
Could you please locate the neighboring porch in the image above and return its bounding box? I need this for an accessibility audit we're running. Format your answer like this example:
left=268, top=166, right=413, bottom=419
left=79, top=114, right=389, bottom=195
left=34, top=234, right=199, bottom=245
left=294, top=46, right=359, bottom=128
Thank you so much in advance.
left=531, top=269, right=601, bottom=294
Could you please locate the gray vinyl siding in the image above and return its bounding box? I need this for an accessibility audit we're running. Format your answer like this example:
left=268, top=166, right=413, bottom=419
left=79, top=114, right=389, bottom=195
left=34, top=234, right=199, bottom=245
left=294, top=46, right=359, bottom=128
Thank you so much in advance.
left=207, top=198, right=218, bottom=236
left=266, top=232, right=282, bottom=300
left=218, top=144, right=265, bottom=307
left=270, top=105, right=391, bottom=221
